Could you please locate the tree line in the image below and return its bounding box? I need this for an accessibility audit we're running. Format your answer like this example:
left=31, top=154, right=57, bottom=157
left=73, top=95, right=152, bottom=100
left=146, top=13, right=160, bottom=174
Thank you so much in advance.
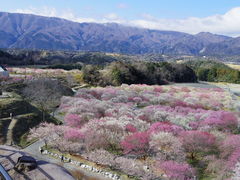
left=185, top=60, right=240, bottom=84
left=82, top=61, right=197, bottom=86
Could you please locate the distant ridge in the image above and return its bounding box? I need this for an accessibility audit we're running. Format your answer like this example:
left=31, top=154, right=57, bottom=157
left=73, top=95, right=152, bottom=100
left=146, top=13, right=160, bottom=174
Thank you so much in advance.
left=0, top=11, right=238, bottom=55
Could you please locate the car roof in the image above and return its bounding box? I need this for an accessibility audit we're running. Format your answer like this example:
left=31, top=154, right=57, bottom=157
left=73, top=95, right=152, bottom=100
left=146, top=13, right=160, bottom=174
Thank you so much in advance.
left=19, top=156, right=36, bottom=162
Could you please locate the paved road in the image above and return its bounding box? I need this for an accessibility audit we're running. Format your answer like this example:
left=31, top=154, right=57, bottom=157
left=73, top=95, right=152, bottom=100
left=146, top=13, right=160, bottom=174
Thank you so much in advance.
left=24, top=141, right=110, bottom=180
left=173, top=82, right=240, bottom=111
left=0, top=145, right=75, bottom=180
left=212, top=83, right=240, bottom=111
left=173, top=82, right=219, bottom=89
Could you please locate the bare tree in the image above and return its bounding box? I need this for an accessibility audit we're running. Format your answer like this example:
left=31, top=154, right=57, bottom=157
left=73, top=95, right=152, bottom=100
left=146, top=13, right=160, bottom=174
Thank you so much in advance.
left=22, top=78, right=67, bottom=121
left=0, top=83, right=2, bottom=95
left=66, top=74, right=76, bottom=87
left=0, top=78, right=6, bottom=95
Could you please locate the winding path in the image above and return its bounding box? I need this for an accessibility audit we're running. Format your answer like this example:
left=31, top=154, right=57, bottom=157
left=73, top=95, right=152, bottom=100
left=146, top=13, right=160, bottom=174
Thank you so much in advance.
left=212, top=83, right=240, bottom=111
left=0, top=145, right=75, bottom=180
left=23, top=141, right=111, bottom=180
left=6, top=118, right=17, bottom=145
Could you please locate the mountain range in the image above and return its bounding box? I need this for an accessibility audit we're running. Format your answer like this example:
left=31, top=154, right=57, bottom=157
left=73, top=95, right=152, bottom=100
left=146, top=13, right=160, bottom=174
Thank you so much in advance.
left=0, top=11, right=239, bottom=56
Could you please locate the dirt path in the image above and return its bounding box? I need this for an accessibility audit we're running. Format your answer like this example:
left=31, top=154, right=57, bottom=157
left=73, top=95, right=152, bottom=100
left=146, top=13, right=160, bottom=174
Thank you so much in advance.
left=6, top=118, right=18, bottom=145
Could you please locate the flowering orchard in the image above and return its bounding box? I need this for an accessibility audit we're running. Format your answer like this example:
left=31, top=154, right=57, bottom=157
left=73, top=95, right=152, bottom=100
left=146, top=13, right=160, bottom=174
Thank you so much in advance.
left=8, top=67, right=80, bottom=77
left=29, top=84, right=240, bottom=179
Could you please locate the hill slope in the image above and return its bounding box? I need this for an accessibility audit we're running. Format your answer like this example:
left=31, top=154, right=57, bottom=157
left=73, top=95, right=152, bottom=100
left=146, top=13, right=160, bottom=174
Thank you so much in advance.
left=0, top=12, right=238, bottom=55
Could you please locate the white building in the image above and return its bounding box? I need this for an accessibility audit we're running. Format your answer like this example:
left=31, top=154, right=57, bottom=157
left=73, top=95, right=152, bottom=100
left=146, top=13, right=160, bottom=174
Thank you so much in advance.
left=0, top=66, right=9, bottom=77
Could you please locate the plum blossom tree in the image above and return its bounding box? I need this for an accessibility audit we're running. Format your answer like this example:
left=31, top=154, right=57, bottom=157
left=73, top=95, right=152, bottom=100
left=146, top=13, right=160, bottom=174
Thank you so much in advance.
left=82, top=149, right=116, bottom=167
left=82, top=119, right=126, bottom=152
left=148, top=122, right=183, bottom=135
left=64, top=127, right=84, bottom=141
left=220, top=135, right=240, bottom=159
left=226, top=149, right=240, bottom=169
left=83, top=128, right=109, bottom=152
left=121, top=131, right=150, bottom=156
left=149, top=132, right=185, bottom=162
left=28, top=123, right=62, bottom=147
left=156, top=160, right=195, bottom=180
left=232, top=161, right=240, bottom=180
left=201, top=111, right=238, bottom=132
left=51, top=137, right=84, bottom=153
left=125, top=123, right=138, bottom=133
left=204, top=155, right=228, bottom=179
left=115, top=157, right=155, bottom=179
left=180, top=131, right=216, bottom=160
left=64, top=113, right=84, bottom=128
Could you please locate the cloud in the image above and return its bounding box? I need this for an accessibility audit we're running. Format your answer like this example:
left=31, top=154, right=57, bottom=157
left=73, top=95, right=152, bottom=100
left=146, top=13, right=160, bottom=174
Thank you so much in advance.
left=117, top=3, right=128, bottom=9
left=13, top=7, right=125, bottom=24
left=103, top=13, right=124, bottom=23
left=12, top=7, right=240, bottom=37
left=130, top=7, right=240, bottom=37
left=14, top=7, right=97, bottom=23
left=15, top=7, right=57, bottom=17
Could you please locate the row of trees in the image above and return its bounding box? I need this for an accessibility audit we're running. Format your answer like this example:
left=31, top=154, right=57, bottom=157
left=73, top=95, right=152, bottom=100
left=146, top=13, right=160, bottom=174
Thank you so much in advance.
left=185, top=60, right=240, bottom=83
left=82, top=61, right=197, bottom=86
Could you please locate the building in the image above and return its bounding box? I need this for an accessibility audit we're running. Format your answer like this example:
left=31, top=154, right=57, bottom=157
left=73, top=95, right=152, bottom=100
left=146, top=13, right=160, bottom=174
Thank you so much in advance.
left=0, top=66, right=9, bottom=77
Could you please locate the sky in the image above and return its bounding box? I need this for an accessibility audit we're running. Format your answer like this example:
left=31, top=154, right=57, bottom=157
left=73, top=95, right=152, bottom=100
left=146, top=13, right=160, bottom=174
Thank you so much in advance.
left=1, top=0, right=240, bottom=37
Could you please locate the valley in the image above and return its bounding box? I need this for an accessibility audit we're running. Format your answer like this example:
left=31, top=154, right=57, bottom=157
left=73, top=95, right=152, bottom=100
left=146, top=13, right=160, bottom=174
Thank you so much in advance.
left=0, top=65, right=240, bottom=179
left=0, top=2, right=240, bottom=179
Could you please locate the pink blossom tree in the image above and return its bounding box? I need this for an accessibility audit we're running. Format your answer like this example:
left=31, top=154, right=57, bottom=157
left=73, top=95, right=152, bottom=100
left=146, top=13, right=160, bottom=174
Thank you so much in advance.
left=82, top=149, right=116, bottom=167
left=64, top=127, right=84, bottom=141
left=115, top=157, right=155, bottom=179
left=180, top=131, right=216, bottom=160
left=121, top=131, right=150, bottom=156
left=226, top=149, right=240, bottom=169
left=150, top=132, right=185, bottom=162
left=201, top=111, right=238, bottom=132
left=28, top=123, right=59, bottom=147
left=125, top=123, right=137, bottom=133
left=220, top=135, right=240, bottom=159
left=83, top=128, right=110, bottom=152
left=64, top=113, right=84, bottom=128
left=156, top=160, right=195, bottom=180
left=148, top=122, right=183, bottom=135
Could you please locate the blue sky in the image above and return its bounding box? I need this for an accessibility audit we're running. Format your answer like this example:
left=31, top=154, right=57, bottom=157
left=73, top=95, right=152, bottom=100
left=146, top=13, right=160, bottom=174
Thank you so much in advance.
left=1, top=0, right=240, bottom=36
